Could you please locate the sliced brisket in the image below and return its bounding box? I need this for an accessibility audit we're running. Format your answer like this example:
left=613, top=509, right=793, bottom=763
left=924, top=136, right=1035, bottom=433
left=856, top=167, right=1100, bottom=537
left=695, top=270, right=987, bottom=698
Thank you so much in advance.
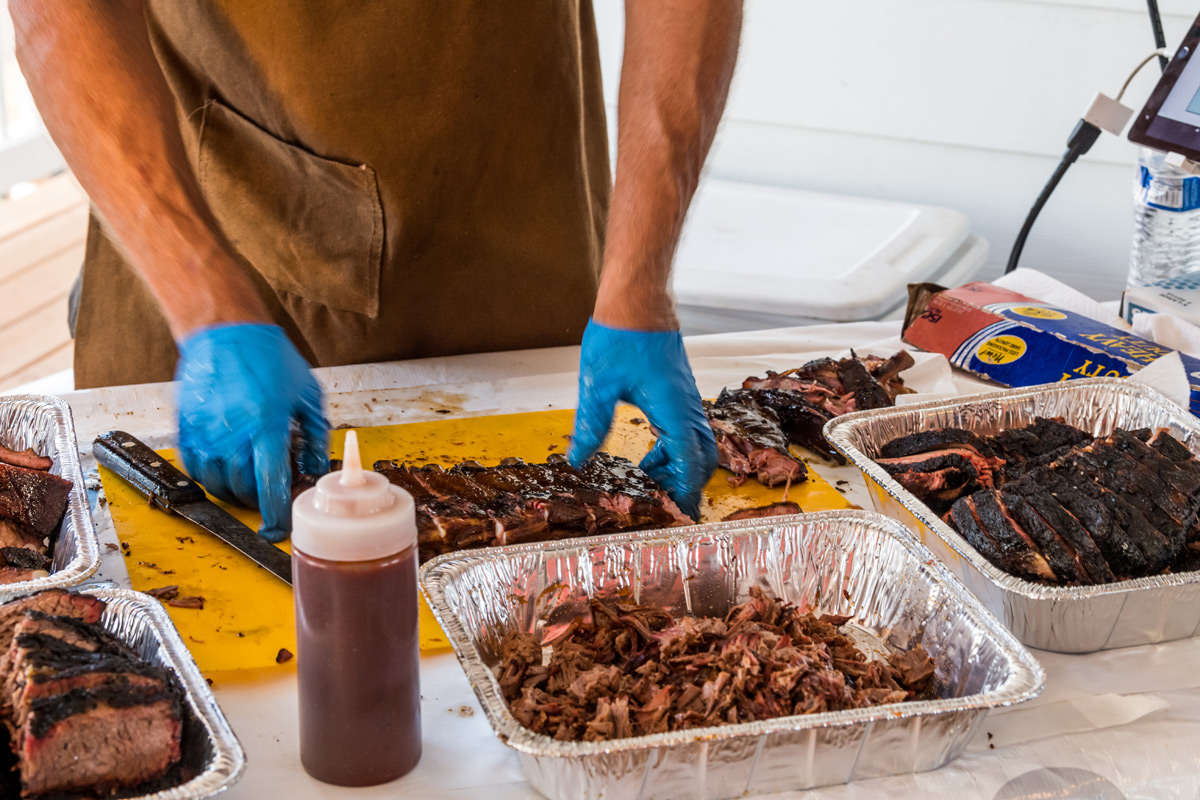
left=908, top=419, right=1200, bottom=585
left=0, top=464, right=70, bottom=549
left=998, top=491, right=1087, bottom=583
left=948, top=496, right=1008, bottom=568
left=986, top=417, right=1093, bottom=481
left=0, top=590, right=104, bottom=657
left=875, top=441, right=1005, bottom=515
left=1012, top=488, right=1114, bottom=583
left=879, top=428, right=996, bottom=460
left=0, top=591, right=185, bottom=797
left=741, top=350, right=915, bottom=417
left=716, top=388, right=842, bottom=462
left=956, top=491, right=1056, bottom=582
left=17, top=679, right=182, bottom=796
left=703, top=397, right=807, bottom=488
left=1150, top=430, right=1196, bottom=464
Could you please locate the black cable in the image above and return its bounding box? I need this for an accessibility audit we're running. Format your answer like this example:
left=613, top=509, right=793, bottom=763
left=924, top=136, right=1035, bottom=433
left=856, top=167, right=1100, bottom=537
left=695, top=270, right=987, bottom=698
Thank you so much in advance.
left=1146, top=0, right=1169, bottom=71
left=1005, top=121, right=1102, bottom=274
left=1005, top=4, right=1166, bottom=275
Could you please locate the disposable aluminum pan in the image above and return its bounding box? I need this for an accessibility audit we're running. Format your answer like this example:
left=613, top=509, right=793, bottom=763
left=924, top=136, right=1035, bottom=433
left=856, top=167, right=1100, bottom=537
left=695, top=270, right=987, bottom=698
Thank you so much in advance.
left=824, top=377, right=1200, bottom=653
left=421, top=511, right=1043, bottom=799
left=0, top=395, right=99, bottom=600
left=43, top=587, right=245, bottom=799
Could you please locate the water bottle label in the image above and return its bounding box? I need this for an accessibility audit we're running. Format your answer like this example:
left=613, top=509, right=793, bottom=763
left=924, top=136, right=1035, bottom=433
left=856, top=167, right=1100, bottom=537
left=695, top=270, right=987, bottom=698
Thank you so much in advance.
left=1139, top=165, right=1200, bottom=211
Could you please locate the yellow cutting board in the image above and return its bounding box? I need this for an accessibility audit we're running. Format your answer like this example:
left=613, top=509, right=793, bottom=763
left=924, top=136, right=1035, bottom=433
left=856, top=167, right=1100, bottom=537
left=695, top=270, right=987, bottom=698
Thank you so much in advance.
left=100, top=406, right=850, bottom=674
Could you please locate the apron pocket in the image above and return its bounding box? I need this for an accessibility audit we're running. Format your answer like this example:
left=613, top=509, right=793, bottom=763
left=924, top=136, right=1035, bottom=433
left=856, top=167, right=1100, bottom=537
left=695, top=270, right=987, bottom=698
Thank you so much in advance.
left=198, top=100, right=383, bottom=318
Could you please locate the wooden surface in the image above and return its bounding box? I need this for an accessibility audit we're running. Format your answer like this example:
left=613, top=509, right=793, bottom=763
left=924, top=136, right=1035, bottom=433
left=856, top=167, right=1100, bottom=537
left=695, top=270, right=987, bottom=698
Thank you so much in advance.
left=0, top=173, right=86, bottom=391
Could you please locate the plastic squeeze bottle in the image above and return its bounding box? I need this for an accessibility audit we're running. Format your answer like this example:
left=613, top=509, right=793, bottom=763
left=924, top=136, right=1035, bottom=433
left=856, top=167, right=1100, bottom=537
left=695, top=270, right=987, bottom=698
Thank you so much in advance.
left=291, top=430, right=421, bottom=786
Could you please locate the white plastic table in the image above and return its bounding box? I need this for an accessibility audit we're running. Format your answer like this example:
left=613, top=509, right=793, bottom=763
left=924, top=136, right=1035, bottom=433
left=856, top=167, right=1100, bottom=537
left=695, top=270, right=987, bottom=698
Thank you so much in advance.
left=63, top=323, right=1200, bottom=800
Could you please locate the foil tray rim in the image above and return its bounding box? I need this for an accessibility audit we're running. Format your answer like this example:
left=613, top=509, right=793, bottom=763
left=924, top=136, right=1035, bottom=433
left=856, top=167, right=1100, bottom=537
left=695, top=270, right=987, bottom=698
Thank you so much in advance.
left=823, top=377, right=1200, bottom=601
left=0, top=394, right=100, bottom=600
left=85, top=586, right=247, bottom=800
left=421, top=510, right=1045, bottom=759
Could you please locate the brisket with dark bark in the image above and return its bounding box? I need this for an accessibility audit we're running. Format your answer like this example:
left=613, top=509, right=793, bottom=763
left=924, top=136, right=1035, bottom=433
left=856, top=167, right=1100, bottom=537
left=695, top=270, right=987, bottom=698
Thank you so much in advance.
left=497, top=587, right=935, bottom=742
left=741, top=350, right=916, bottom=417
left=693, top=351, right=915, bottom=487
left=0, top=549, right=50, bottom=587
left=0, top=591, right=185, bottom=797
left=988, top=417, right=1094, bottom=480
left=0, top=464, right=70, bottom=554
left=0, top=591, right=104, bottom=654
left=875, top=429, right=1006, bottom=516
left=375, top=452, right=692, bottom=563
left=716, top=388, right=843, bottom=463
left=703, top=397, right=807, bottom=488
left=16, top=677, right=182, bottom=796
left=889, top=419, right=1200, bottom=586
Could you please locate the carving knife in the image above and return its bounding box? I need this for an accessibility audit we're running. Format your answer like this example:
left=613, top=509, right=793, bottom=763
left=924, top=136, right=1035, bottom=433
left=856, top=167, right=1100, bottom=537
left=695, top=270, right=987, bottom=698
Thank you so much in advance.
left=93, top=430, right=293, bottom=586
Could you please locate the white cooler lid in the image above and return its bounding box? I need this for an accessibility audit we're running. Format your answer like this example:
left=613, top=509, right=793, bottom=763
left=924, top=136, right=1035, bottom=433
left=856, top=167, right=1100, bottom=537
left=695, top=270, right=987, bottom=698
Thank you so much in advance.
left=672, top=179, right=971, bottom=323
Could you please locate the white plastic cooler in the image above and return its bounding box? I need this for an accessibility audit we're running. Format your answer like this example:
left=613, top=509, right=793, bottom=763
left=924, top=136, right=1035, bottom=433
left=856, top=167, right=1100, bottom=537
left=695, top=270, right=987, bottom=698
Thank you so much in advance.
left=673, top=179, right=988, bottom=335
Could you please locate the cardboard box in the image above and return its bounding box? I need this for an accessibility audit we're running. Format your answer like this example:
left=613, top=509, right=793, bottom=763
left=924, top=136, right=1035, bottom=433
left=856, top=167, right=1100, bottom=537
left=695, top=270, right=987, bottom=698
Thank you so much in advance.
left=903, top=281, right=1200, bottom=415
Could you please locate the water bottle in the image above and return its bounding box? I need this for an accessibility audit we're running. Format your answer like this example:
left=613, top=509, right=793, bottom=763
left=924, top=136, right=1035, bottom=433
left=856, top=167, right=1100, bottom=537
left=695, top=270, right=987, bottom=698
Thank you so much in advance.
left=1128, top=147, right=1200, bottom=289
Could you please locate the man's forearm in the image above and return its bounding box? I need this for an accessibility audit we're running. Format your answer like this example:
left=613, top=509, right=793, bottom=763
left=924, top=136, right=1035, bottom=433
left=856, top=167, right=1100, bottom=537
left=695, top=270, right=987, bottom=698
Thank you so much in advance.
left=593, top=0, right=742, bottom=331
left=11, top=0, right=268, bottom=339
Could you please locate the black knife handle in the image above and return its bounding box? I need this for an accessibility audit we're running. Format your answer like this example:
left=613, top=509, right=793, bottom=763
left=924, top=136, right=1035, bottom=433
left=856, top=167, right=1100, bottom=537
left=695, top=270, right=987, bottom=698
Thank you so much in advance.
left=93, top=431, right=207, bottom=509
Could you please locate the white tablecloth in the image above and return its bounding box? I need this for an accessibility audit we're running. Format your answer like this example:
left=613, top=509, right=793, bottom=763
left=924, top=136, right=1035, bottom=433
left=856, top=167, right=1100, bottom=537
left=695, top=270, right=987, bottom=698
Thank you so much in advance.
left=63, top=322, right=1200, bottom=800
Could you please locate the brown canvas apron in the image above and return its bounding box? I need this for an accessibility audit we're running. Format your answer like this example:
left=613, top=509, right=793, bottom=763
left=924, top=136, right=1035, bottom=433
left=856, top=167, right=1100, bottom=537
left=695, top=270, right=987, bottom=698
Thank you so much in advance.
left=74, top=1, right=610, bottom=388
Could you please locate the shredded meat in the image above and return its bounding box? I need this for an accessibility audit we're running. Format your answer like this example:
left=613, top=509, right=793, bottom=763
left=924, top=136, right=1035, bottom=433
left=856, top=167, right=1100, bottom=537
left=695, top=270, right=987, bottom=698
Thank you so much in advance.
left=497, top=587, right=936, bottom=742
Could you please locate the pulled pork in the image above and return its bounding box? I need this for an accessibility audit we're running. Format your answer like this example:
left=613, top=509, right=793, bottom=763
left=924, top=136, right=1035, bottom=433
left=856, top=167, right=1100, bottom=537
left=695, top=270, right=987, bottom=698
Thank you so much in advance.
left=496, top=587, right=935, bottom=742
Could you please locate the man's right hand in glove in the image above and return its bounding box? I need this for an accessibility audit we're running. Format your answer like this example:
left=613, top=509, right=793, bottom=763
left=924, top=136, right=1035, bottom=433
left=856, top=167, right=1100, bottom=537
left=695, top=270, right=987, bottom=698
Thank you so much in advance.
left=11, top=3, right=328, bottom=538
left=176, top=324, right=328, bottom=542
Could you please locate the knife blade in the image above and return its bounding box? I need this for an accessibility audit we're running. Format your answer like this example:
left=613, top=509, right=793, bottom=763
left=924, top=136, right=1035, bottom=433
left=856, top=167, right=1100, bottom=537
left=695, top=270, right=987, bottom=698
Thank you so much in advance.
left=93, top=430, right=293, bottom=586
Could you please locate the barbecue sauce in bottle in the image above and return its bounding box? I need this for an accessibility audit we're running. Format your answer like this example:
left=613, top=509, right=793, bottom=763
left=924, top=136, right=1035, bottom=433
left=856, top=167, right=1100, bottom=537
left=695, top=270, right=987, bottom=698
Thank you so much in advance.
left=292, top=430, right=421, bottom=786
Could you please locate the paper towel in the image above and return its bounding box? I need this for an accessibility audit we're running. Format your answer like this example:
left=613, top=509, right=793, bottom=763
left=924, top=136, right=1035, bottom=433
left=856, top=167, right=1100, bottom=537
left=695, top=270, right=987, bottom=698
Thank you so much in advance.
left=992, top=268, right=1133, bottom=332
left=1131, top=311, right=1200, bottom=359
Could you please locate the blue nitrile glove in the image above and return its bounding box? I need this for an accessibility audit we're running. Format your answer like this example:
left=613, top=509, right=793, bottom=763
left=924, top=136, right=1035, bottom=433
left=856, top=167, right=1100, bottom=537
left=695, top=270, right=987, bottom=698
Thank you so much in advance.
left=176, top=323, right=328, bottom=542
left=568, top=320, right=718, bottom=520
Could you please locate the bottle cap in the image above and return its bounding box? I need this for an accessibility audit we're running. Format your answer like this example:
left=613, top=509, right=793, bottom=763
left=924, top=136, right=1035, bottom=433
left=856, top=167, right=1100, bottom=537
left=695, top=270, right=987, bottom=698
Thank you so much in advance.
left=291, top=431, right=416, bottom=562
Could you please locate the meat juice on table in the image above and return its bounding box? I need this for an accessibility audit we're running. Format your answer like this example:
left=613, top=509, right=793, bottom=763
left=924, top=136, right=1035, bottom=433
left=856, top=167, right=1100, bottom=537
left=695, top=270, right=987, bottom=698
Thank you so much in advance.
left=292, top=431, right=421, bottom=786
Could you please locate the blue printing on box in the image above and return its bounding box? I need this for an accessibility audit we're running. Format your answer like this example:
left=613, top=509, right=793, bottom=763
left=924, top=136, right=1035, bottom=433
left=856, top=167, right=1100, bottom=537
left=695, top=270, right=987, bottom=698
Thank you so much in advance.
left=946, top=301, right=1200, bottom=416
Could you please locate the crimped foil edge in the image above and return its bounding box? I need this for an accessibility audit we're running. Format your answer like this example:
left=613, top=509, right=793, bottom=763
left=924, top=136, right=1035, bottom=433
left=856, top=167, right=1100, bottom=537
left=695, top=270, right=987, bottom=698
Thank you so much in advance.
left=823, top=377, right=1200, bottom=602
left=420, top=510, right=1044, bottom=762
left=0, top=394, right=100, bottom=600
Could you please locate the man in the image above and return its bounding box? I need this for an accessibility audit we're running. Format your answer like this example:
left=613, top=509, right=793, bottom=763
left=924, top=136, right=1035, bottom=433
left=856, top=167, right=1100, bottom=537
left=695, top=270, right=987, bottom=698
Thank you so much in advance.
left=12, top=1, right=737, bottom=540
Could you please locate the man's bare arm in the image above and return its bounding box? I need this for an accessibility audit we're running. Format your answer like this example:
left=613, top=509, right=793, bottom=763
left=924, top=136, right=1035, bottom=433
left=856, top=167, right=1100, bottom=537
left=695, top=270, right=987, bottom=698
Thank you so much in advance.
left=10, top=0, right=268, bottom=338
left=592, top=0, right=742, bottom=331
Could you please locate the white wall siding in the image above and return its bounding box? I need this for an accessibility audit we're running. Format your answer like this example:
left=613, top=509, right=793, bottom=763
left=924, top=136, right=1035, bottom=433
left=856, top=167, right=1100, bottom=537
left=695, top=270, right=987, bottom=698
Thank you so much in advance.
left=594, top=0, right=1196, bottom=301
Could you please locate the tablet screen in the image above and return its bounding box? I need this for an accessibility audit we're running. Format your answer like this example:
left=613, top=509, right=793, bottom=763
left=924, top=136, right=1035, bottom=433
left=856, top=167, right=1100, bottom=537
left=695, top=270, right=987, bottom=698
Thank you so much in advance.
left=1129, top=17, right=1200, bottom=160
